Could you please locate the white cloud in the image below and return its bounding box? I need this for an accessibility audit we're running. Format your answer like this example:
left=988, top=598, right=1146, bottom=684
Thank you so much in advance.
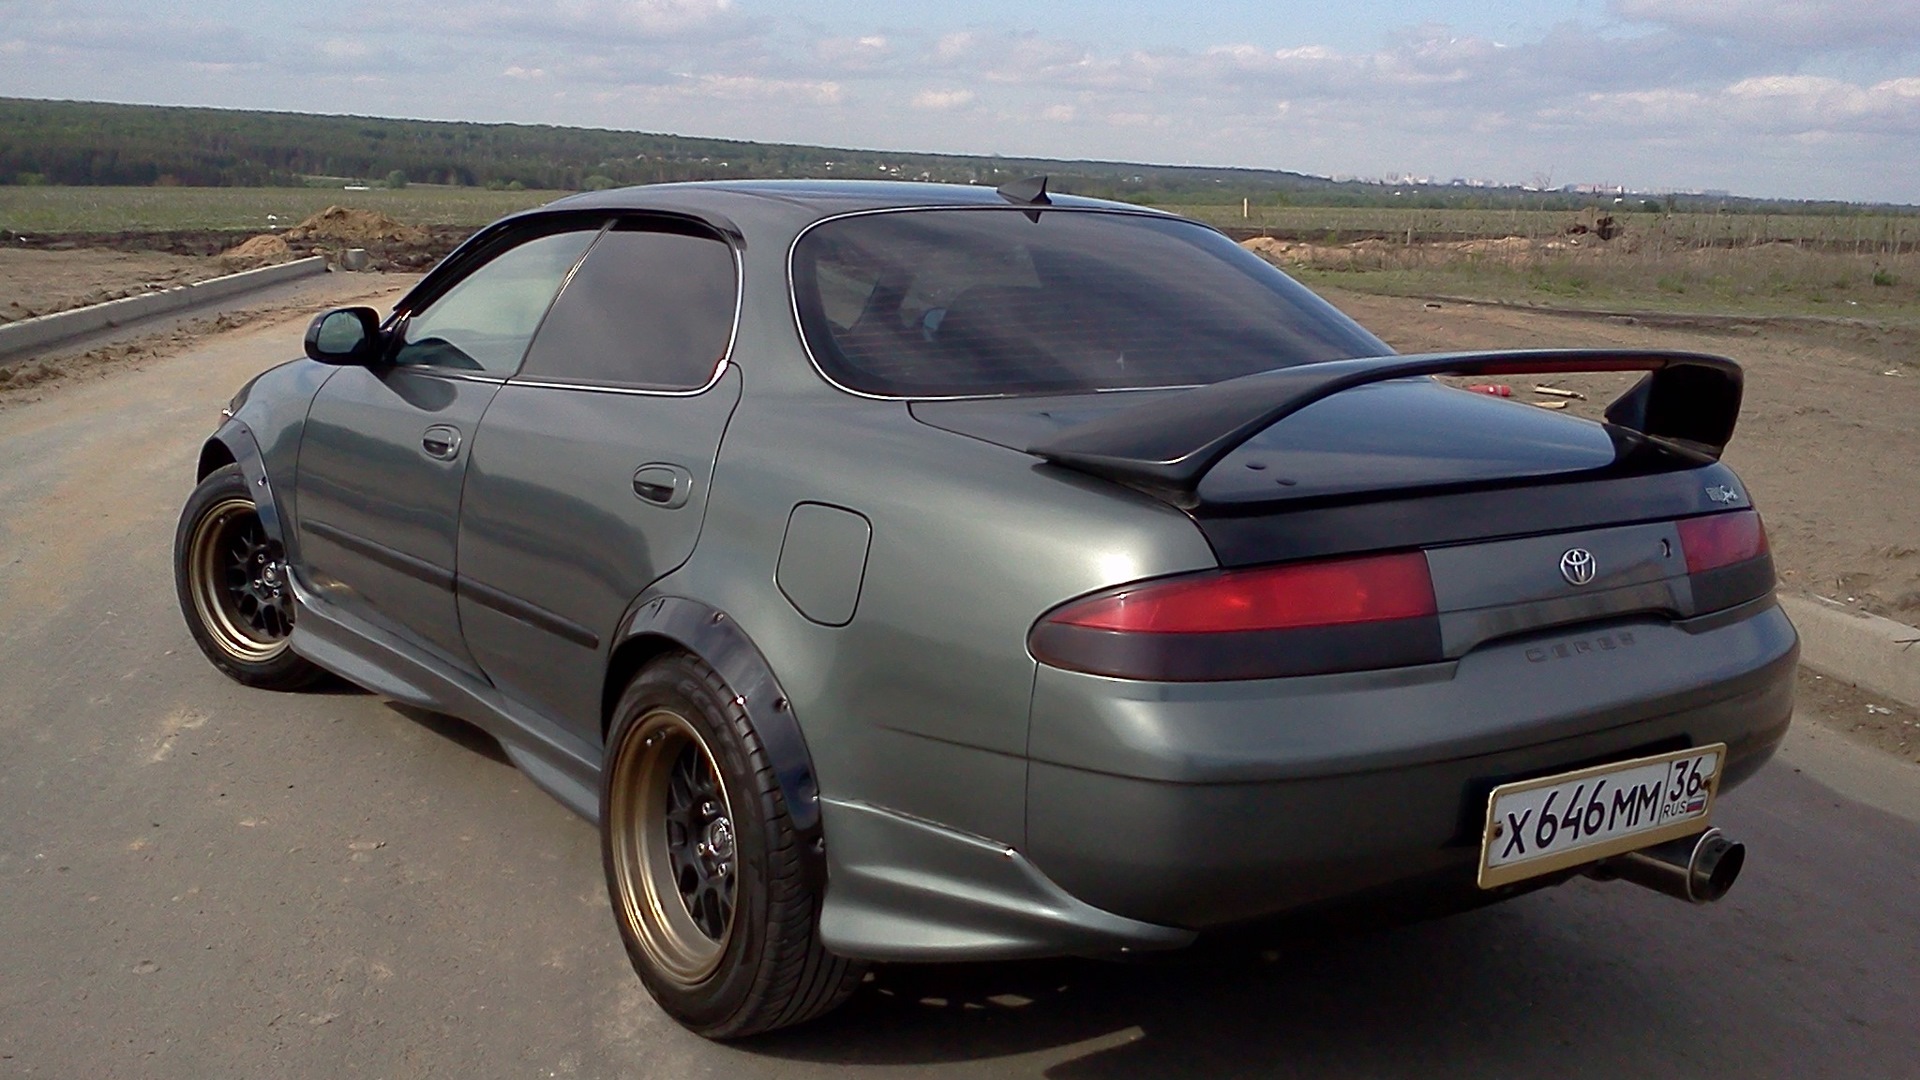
left=363, top=0, right=750, bottom=46
left=319, top=38, right=373, bottom=61
left=911, top=88, right=976, bottom=110
left=0, top=2, right=265, bottom=63
left=1588, top=74, right=1920, bottom=137
left=1611, top=0, right=1920, bottom=48
left=813, top=33, right=893, bottom=71
left=932, top=32, right=976, bottom=62
left=681, top=73, right=844, bottom=105
left=479, top=0, right=733, bottom=38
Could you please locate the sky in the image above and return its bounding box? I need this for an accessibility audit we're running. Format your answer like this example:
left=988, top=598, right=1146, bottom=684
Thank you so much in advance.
left=3, top=0, right=1919, bottom=203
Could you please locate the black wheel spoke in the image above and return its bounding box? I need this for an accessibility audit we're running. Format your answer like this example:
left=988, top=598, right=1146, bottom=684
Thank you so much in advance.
left=646, top=735, right=737, bottom=944
left=200, top=505, right=294, bottom=650
left=697, top=884, right=724, bottom=939
left=183, top=475, right=328, bottom=686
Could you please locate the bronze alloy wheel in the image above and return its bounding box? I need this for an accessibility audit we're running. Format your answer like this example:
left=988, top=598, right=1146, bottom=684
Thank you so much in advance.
left=186, top=496, right=295, bottom=663
left=601, top=653, right=863, bottom=1037
left=608, top=707, right=738, bottom=985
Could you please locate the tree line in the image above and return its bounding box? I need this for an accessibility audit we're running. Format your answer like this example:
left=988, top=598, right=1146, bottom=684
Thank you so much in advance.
left=0, top=97, right=1906, bottom=216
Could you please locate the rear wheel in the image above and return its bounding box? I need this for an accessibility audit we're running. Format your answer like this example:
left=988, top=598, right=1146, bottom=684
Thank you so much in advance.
left=173, top=464, right=328, bottom=690
left=602, top=651, right=862, bottom=1038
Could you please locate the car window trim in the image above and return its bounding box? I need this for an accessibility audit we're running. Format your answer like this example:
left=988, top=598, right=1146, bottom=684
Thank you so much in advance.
left=786, top=204, right=1208, bottom=403
left=506, top=215, right=745, bottom=397
left=506, top=367, right=735, bottom=399
left=388, top=210, right=614, bottom=322
left=395, top=368, right=509, bottom=386
left=385, top=218, right=611, bottom=376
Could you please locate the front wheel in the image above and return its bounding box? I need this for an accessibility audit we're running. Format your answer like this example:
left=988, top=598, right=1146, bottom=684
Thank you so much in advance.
left=173, top=464, right=328, bottom=691
left=602, top=652, right=862, bottom=1038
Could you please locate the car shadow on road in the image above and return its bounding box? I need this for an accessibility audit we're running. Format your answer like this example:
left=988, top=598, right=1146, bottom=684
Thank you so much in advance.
left=382, top=701, right=513, bottom=766
left=741, top=889, right=1786, bottom=1077
left=301, top=672, right=377, bottom=695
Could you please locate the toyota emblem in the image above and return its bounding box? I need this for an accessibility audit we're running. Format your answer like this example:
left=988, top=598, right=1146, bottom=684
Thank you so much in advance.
left=1560, top=548, right=1597, bottom=586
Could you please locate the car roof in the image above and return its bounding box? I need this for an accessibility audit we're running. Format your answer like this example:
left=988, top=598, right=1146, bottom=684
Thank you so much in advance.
left=542, top=178, right=1145, bottom=227
left=399, top=179, right=1178, bottom=320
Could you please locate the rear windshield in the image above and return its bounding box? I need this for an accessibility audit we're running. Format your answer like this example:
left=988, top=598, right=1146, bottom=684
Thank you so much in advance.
left=791, top=208, right=1388, bottom=397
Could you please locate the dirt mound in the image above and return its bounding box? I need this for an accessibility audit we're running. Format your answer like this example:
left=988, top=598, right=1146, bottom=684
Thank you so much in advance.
left=283, top=207, right=430, bottom=247
left=8, top=225, right=472, bottom=271
left=219, top=233, right=293, bottom=270
left=1241, top=236, right=1407, bottom=269
left=1445, top=236, right=1536, bottom=256
left=1241, top=236, right=1305, bottom=262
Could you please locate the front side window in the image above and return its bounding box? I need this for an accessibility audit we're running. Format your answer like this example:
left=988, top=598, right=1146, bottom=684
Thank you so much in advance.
left=792, top=208, right=1389, bottom=397
left=393, top=229, right=598, bottom=374
left=519, top=221, right=737, bottom=390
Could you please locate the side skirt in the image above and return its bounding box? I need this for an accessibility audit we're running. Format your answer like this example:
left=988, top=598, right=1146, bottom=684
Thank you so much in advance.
left=287, top=579, right=605, bottom=822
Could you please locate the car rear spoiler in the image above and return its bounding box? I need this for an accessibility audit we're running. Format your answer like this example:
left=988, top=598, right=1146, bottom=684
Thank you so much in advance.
left=1025, top=349, right=1743, bottom=506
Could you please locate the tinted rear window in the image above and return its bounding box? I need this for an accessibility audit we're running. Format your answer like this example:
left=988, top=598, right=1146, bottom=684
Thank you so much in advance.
left=792, top=208, right=1388, bottom=397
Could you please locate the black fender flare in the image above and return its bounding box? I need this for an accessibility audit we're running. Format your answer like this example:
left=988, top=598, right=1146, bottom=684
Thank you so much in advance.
left=200, top=420, right=286, bottom=547
left=609, top=595, right=825, bottom=881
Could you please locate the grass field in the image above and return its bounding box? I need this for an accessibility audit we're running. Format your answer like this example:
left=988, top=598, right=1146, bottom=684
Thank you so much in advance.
left=1169, top=204, right=1920, bottom=251
left=1260, top=239, right=1920, bottom=322
left=0, top=185, right=564, bottom=233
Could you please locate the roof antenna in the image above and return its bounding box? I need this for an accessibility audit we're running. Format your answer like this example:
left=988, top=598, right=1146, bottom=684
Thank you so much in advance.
left=996, top=176, right=1052, bottom=219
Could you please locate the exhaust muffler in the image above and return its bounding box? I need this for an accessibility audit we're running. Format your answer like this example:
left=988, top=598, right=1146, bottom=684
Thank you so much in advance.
left=1587, top=827, right=1745, bottom=903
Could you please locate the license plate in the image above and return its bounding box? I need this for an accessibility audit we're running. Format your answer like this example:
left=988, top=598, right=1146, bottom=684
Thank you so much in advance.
left=1477, top=744, right=1725, bottom=889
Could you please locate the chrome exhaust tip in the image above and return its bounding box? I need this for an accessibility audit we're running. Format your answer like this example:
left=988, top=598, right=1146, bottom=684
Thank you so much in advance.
left=1587, top=827, right=1745, bottom=904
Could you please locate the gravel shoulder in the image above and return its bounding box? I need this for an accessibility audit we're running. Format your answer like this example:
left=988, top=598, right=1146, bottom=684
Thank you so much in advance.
left=0, top=272, right=420, bottom=407
left=0, top=248, right=225, bottom=321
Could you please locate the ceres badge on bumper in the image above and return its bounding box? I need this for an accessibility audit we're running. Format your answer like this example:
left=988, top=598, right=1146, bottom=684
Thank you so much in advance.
left=1477, top=744, right=1725, bottom=889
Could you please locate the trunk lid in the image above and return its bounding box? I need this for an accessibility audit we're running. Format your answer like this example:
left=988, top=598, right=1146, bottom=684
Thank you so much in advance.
left=911, top=377, right=1747, bottom=567
left=915, top=376, right=1767, bottom=652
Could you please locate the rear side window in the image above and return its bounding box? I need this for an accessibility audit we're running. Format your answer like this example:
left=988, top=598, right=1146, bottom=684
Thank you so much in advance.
left=519, top=221, right=737, bottom=390
left=791, top=208, right=1389, bottom=397
left=393, top=229, right=597, bottom=374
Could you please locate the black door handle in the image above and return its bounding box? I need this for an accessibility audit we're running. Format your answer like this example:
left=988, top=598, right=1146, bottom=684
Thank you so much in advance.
left=632, top=463, right=693, bottom=508
left=422, top=425, right=462, bottom=460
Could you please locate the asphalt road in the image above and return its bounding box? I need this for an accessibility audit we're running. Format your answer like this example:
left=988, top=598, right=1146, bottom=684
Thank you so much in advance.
left=2, top=299, right=1917, bottom=1079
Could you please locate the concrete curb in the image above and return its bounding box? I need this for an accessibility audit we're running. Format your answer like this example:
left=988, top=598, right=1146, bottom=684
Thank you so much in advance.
left=0, top=256, right=329, bottom=362
left=1780, top=593, right=1920, bottom=708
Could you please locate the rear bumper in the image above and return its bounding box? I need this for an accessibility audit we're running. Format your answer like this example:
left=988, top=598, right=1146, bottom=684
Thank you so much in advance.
left=1024, top=598, right=1797, bottom=929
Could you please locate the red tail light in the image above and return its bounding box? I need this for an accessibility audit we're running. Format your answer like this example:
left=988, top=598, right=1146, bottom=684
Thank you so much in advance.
left=1032, top=552, right=1443, bottom=681
left=1049, top=552, right=1437, bottom=633
left=1677, top=511, right=1768, bottom=574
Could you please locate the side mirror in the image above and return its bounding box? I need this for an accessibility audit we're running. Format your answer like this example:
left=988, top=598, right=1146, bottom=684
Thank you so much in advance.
left=304, top=307, right=385, bottom=365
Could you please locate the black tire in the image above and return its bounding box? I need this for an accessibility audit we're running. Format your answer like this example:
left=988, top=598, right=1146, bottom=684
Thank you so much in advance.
left=602, top=651, right=863, bottom=1038
left=173, top=464, right=329, bottom=691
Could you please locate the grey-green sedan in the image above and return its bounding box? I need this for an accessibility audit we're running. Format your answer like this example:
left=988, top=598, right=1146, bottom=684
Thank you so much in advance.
left=174, top=179, right=1795, bottom=1037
